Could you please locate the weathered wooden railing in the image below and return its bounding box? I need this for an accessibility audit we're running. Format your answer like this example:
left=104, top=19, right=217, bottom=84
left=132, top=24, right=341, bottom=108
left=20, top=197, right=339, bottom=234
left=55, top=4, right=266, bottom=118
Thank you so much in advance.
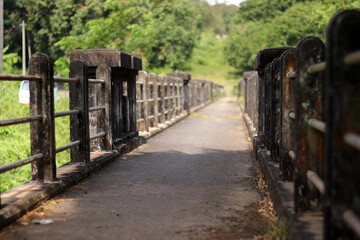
left=240, top=9, right=360, bottom=239
left=0, top=50, right=222, bottom=214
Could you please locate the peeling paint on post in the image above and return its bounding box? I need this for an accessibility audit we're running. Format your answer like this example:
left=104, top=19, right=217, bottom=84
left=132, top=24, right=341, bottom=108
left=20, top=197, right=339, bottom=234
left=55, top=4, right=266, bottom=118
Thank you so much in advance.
left=254, top=48, right=293, bottom=147
left=280, top=49, right=296, bottom=181
left=294, top=36, right=325, bottom=211
left=270, top=58, right=281, bottom=163
left=325, top=9, right=360, bottom=239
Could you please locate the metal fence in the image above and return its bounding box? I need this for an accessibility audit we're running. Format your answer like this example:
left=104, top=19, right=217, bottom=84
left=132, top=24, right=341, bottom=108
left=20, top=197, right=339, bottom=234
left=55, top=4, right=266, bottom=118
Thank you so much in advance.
left=240, top=9, right=360, bottom=239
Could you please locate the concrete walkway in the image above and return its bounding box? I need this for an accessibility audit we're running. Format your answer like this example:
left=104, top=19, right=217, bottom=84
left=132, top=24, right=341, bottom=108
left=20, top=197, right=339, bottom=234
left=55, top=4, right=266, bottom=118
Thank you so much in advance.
left=0, top=102, right=263, bottom=240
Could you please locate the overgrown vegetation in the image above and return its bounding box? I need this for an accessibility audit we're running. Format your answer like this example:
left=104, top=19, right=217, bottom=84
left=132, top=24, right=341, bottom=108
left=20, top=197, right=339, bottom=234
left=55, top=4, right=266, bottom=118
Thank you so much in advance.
left=224, top=0, right=360, bottom=73
left=0, top=80, right=71, bottom=192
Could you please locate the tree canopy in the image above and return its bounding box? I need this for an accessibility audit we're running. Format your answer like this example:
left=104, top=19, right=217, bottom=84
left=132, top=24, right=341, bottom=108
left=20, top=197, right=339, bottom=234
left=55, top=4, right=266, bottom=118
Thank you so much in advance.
left=224, top=0, right=360, bottom=73
left=5, top=0, right=237, bottom=72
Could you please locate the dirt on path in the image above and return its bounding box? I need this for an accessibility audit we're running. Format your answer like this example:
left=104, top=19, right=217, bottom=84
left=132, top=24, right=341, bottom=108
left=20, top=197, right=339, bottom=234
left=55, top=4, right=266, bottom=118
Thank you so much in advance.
left=0, top=102, right=279, bottom=240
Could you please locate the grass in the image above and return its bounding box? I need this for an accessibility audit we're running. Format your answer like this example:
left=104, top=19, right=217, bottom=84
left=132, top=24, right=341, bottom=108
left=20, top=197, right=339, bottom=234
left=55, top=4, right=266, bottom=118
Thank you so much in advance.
left=0, top=81, right=71, bottom=193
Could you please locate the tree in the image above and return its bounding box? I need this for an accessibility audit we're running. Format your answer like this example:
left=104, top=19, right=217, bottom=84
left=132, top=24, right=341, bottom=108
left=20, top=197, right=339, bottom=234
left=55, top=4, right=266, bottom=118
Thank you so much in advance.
left=224, top=0, right=360, bottom=72
left=56, top=0, right=203, bottom=70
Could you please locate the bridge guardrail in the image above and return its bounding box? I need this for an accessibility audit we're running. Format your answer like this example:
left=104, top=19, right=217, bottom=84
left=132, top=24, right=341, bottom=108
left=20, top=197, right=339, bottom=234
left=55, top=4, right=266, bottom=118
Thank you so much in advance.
left=0, top=50, right=223, bottom=215
left=240, top=9, right=360, bottom=239
left=136, top=71, right=185, bottom=132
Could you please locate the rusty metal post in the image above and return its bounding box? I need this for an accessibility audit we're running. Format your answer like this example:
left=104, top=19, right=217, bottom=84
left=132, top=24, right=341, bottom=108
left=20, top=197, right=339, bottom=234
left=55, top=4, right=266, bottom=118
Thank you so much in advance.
left=254, top=48, right=293, bottom=147
left=325, top=9, right=360, bottom=239
left=29, top=53, right=56, bottom=181
left=69, top=61, right=90, bottom=163
left=294, top=36, right=325, bottom=211
left=279, top=49, right=296, bottom=181
left=270, top=58, right=281, bottom=163
left=264, top=63, right=272, bottom=150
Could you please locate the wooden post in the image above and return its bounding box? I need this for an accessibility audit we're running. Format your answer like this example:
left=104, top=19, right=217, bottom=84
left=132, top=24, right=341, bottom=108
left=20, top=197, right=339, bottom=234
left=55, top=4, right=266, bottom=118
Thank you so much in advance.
left=29, top=53, right=56, bottom=182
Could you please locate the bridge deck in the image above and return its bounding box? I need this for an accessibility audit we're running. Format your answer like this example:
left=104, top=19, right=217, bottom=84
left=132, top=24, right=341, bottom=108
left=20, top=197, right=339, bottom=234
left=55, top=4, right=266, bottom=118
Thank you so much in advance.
left=0, top=101, right=266, bottom=240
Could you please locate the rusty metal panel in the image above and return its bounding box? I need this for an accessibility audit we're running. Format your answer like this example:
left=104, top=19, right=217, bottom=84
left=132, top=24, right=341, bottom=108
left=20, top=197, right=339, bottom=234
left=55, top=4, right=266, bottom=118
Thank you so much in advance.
left=280, top=50, right=296, bottom=181
left=294, top=36, right=325, bottom=211
left=270, top=58, right=281, bottom=163
left=325, top=9, right=360, bottom=239
left=254, top=48, right=293, bottom=146
left=264, top=63, right=272, bottom=150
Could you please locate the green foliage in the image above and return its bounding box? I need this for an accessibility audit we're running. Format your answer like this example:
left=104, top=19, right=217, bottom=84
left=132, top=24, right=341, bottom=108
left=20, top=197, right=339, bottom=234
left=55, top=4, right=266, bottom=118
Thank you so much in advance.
left=3, top=46, right=22, bottom=74
left=56, top=0, right=203, bottom=70
left=224, top=0, right=360, bottom=72
left=0, top=81, right=71, bottom=193
left=187, top=32, right=240, bottom=91
left=15, top=0, right=106, bottom=59
left=196, top=2, right=238, bottom=36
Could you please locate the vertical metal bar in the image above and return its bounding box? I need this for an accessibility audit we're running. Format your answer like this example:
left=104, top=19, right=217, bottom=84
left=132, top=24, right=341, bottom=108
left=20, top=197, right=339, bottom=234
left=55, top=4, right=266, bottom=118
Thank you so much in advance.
left=69, top=61, right=90, bottom=163
left=96, top=64, right=112, bottom=150
left=325, top=10, right=360, bottom=239
left=29, top=53, right=56, bottom=181
left=270, top=58, right=281, bottom=163
left=294, top=36, right=325, bottom=211
left=280, top=49, right=296, bottom=181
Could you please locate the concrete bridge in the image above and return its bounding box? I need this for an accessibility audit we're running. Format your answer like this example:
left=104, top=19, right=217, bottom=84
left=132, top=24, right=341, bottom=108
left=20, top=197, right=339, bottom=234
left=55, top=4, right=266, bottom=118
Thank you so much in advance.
left=0, top=99, right=263, bottom=240
left=2, top=9, right=360, bottom=240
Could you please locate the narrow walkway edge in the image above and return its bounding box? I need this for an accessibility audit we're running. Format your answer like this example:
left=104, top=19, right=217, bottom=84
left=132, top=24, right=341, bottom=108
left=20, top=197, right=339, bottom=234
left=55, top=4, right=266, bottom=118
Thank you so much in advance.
left=243, top=112, right=324, bottom=240
left=0, top=109, right=191, bottom=230
left=0, top=101, right=266, bottom=240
